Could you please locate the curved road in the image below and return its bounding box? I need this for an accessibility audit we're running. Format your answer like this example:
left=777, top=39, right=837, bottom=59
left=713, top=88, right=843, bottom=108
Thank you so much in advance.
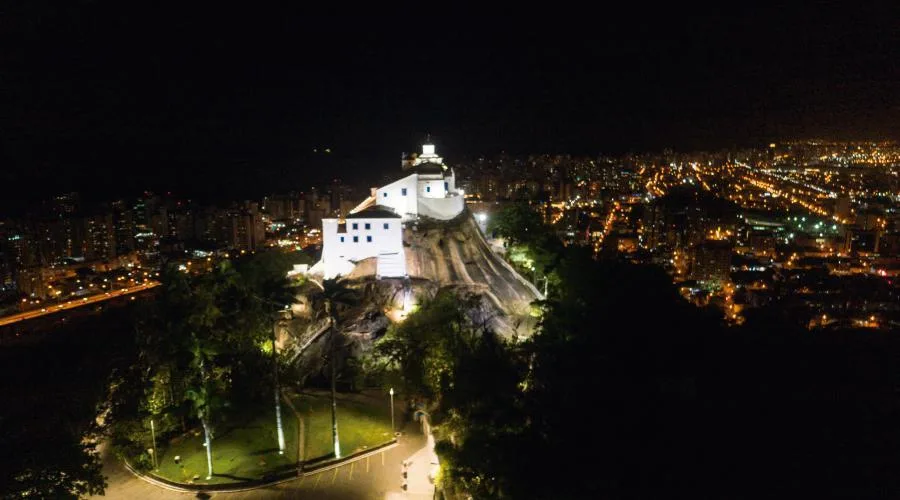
left=0, top=282, right=159, bottom=327
left=92, top=420, right=434, bottom=499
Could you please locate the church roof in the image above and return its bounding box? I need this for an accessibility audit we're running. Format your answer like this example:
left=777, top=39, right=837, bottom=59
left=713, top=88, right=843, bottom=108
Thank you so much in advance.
left=413, top=161, right=446, bottom=176
left=346, top=205, right=402, bottom=219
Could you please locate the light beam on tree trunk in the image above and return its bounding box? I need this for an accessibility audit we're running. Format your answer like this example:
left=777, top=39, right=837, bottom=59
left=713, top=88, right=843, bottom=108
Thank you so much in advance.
left=272, top=315, right=286, bottom=455
left=327, top=300, right=341, bottom=458
left=201, top=416, right=213, bottom=480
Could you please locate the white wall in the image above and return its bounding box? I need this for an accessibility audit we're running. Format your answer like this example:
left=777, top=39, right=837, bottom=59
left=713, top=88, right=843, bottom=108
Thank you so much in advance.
left=418, top=195, right=465, bottom=220
left=447, top=169, right=457, bottom=193
left=375, top=174, right=419, bottom=221
left=419, top=178, right=448, bottom=199
left=321, top=217, right=404, bottom=278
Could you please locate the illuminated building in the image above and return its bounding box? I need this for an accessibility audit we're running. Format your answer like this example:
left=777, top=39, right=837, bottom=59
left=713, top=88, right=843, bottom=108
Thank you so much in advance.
left=319, top=206, right=405, bottom=279
left=359, top=142, right=464, bottom=222
left=112, top=200, right=135, bottom=255
left=691, top=239, right=733, bottom=284
left=314, top=142, right=464, bottom=279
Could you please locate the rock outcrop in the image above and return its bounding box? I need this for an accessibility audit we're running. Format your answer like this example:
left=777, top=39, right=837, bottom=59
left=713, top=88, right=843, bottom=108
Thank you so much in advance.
left=282, top=212, right=541, bottom=380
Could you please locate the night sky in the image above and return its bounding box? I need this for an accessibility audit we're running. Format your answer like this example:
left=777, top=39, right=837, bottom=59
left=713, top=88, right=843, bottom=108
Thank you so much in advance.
left=2, top=4, right=898, bottom=207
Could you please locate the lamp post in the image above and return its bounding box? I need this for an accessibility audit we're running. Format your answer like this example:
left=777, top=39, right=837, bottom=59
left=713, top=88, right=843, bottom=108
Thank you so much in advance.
left=389, top=387, right=395, bottom=434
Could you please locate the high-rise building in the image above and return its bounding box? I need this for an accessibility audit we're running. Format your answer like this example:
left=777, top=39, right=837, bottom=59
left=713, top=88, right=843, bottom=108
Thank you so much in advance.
left=112, top=200, right=135, bottom=255
left=73, top=213, right=116, bottom=261
left=691, top=239, right=733, bottom=283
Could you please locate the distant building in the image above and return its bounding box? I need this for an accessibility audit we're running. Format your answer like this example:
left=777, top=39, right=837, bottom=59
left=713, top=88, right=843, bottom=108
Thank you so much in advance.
left=642, top=187, right=737, bottom=252
left=691, top=239, right=733, bottom=283
left=72, top=213, right=116, bottom=262
left=112, top=200, right=135, bottom=255
left=846, top=227, right=880, bottom=254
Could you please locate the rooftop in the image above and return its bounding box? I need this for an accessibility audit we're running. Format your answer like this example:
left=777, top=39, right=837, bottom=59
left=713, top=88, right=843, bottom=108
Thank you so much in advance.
left=414, top=162, right=446, bottom=176
left=346, top=205, right=402, bottom=219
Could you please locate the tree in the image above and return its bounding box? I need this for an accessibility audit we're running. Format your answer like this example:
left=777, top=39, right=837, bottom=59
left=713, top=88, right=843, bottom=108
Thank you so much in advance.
left=319, top=278, right=359, bottom=458
left=111, top=260, right=265, bottom=480
left=184, top=266, right=226, bottom=480
left=372, top=289, right=527, bottom=497
left=488, top=203, right=563, bottom=296
left=488, top=202, right=547, bottom=247
left=236, top=251, right=298, bottom=456
left=6, top=437, right=106, bottom=499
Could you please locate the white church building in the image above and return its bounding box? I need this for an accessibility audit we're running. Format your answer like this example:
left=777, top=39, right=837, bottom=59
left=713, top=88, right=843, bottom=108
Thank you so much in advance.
left=313, top=143, right=465, bottom=279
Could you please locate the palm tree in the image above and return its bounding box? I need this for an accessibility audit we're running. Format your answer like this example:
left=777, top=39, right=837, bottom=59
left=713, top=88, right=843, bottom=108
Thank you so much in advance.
left=184, top=263, right=228, bottom=481
left=245, top=266, right=297, bottom=456
left=262, top=277, right=296, bottom=455
left=187, top=342, right=216, bottom=480
left=320, top=278, right=359, bottom=458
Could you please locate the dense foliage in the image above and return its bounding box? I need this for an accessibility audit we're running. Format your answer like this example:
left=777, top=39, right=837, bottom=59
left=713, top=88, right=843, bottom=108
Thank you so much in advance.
left=488, top=203, right=564, bottom=295
left=0, top=308, right=138, bottom=498
left=108, top=252, right=296, bottom=475
left=380, top=205, right=900, bottom=499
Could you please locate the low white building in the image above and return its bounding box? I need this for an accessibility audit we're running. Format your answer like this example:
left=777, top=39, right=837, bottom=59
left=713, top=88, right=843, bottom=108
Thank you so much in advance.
left=315, top=143, right=465, bottom=279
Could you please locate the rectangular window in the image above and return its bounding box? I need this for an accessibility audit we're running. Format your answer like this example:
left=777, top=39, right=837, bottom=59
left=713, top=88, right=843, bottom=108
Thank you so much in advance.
left=352, top=223, right=358, bottom=230
left=340, top=236, right=344, bottom=242
left=383, top=192, right=388, bottom=197
left=426, top=186, right=431, bottom=192
left=366, top=235, right=372, bottom=242
left=353, top=236, right=359, bottom=243
left=364, top=223, right=371, bottom=230
left=401, top=188, right=407, bottom=196
left=383, top=223, right=389, bottom=229
left=444, top=182, right=449, bottom=191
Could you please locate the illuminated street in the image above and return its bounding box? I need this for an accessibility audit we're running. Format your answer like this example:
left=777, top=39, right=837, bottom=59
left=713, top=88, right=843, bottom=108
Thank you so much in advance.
left=0, top=281, right=159, bottom=327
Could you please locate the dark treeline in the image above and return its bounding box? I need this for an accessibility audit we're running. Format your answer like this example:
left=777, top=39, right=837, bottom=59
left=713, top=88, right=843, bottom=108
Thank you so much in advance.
left=377, top=203, right=900, bottom=499
left=0, top=250, right=309, bottom=497
left=0, top=306, right=137, bottom=497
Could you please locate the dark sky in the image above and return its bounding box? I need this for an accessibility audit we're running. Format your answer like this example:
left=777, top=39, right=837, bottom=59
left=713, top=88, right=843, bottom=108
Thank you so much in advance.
left=2, top=3, right=899, bottom=207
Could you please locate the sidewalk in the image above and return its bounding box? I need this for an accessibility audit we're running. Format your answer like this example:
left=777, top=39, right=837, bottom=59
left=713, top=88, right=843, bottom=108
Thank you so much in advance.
left=402, top=415, right=439, bottom=497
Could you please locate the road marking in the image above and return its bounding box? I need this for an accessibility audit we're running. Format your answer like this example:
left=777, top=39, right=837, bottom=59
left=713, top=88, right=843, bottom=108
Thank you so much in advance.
left=349, top=461, right=354, bottom=481
left=331, top=466, right=339, bottom=484
left=314, top=472, right=322, bottom=489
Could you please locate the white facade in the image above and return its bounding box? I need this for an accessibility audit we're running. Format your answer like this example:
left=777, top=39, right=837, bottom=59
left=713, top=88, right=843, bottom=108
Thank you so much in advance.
left=374, top=143, right=465, bottom=222
left=315, top=143, right=465, bottom=280
left=374, top=172, right=465, bottom=221
left=374, top=175, right=420, bottom=220
left=320, top=211, right=405, bottom=279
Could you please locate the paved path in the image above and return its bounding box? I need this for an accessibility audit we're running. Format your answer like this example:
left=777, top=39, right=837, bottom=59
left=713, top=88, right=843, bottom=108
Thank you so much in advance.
left=92, top=419, right=434, bottom=499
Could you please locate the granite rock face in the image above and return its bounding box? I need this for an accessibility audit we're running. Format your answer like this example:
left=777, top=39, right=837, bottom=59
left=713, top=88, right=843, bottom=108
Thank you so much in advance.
left=281, top=212, right=541, bottom=380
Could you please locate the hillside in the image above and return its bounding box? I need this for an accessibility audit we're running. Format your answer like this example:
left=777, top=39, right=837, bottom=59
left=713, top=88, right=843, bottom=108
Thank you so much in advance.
left=350, top=211, right=542, bottom=337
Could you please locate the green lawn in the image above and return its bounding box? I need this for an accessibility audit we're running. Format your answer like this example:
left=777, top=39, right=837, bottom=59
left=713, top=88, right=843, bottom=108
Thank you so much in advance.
left=151, top=400, right=298, bottom=485
left=292, top=391, right=395, bottom=463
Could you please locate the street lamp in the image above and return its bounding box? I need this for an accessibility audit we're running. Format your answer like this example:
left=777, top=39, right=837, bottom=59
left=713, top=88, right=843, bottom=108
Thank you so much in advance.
left=389, top=387, right=395, bottom=435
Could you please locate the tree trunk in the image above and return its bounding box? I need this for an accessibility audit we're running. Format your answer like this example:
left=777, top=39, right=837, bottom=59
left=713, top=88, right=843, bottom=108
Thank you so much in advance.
left=272, top=318, right=286, bottom=455
left=201, top=416, right=213, bottom=480
left=197, top=354, right=214, bottom=479
left=328, top=302, right=341, bottom=458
